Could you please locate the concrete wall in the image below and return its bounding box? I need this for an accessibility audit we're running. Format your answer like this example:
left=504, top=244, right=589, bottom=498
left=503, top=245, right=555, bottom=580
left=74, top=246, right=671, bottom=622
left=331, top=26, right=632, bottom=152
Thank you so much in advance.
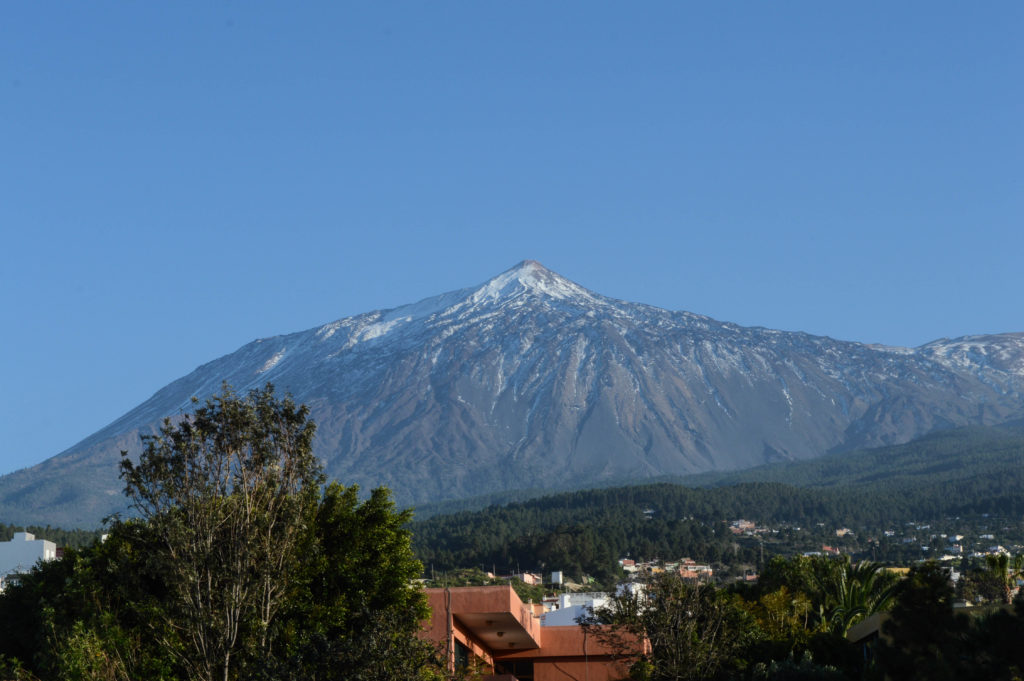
left=497, top=626, right=636, bottom=681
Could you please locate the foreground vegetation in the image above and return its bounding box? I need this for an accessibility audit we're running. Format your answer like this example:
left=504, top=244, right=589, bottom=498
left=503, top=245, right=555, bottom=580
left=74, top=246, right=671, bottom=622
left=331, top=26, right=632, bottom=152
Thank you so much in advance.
left=0, top=386, right=438, bottom=681
left=7, top=545, right=1023, bottom=680
left=579, top=560, right=1024, bottom=681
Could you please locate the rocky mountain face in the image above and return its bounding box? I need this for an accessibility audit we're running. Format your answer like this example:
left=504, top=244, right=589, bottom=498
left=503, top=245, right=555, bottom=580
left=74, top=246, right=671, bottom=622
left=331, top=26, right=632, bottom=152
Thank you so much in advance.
left=3, top=261, right=1024, bottom=527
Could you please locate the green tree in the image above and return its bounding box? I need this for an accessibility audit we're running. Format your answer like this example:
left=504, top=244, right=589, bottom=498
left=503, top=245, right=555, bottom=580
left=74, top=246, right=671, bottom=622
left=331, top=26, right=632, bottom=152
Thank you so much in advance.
left=757, top=556, right=897, bottom=637
left=274, top=483, right=438, bottom=681
left=815, top=560, right=898, bottom=636
left=876, top=561, right=969, bottom=681
left=118, top=384, right=324, bottom=681
left=1, top=385, right=443, bottom=681
left=965, top=591, right=1024, bottom=680
left=0, top=546, right=83, bottom=678
left=983, top=553, right=1023, bottom=604
left=0, top=528, right=177, bottom=681
left=744, top=586, right=814, bottom=653
left=586, top=573, right=760, bottom=681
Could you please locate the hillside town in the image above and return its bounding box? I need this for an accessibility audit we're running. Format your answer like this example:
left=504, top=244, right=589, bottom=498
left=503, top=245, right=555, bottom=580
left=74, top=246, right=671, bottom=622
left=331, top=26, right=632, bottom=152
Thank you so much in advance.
left=7, top=511, right=1023, bottom=597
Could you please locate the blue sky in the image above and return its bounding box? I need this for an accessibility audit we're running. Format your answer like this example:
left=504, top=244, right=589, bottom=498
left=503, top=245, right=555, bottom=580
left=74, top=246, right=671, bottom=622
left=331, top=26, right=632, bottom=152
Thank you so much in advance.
left=2, top=3, right=1021, bottom=475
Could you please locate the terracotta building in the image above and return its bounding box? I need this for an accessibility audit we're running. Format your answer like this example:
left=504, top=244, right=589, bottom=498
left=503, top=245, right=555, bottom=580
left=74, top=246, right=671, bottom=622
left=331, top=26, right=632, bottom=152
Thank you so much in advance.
left=421, top=585, right=643, bottom=681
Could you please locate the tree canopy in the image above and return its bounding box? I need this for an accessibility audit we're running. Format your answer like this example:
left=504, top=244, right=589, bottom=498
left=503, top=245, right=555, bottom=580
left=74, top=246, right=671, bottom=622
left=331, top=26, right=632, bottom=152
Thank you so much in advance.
left=0, top=384, right=440, bottom=681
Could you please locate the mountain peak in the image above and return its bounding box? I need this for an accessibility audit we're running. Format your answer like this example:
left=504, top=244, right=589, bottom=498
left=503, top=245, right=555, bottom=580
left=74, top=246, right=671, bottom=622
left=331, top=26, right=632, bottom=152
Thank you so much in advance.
left=473, top=261, right=595, bottom=304
left=515, top=258, right=546, bottom=272
left=336, top=261, right=595, bottom=342
left=506, top=259, right=555, bottom=283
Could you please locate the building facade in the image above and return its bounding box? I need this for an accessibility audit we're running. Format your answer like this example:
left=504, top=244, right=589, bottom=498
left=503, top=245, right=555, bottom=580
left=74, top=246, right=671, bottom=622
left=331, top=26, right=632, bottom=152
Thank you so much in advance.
left=0, top=532, right=58, bottom=591
left=421, top=585, right=642, bottom=681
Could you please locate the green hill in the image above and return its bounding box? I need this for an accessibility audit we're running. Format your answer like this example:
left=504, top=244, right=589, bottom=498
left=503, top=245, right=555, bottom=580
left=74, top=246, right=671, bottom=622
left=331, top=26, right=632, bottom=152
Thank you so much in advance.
left=411, top=423, right=1024, bottom=579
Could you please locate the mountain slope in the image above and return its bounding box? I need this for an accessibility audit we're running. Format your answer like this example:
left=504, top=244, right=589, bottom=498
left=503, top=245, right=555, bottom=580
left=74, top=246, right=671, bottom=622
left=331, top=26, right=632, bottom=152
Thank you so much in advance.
left=681, top=419, right=1024, bottom=493
left=3, top=261, right=1023, bottom=527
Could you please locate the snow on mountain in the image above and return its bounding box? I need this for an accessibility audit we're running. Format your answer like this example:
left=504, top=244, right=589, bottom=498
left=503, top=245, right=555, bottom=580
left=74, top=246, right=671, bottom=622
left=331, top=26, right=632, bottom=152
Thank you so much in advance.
left=2, top=261, right=1023, bottom=527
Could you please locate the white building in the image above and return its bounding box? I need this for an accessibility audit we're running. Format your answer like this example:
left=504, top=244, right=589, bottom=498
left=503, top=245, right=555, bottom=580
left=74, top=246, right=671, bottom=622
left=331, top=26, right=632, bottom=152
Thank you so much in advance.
left=0, top=532, right=58, bottom=590
left=540, top=592, right=610, bottom=626
left=540, top=584, right=648, bottom=626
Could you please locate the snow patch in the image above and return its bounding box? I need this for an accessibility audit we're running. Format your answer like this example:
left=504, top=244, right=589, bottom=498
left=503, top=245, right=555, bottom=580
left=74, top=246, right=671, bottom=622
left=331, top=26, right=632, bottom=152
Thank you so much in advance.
left=358, top=316, right=410, bottom=341
left=317, top=321, right=342, bottom=340
left=259, top=349, right=286, bottom=373
left=870, top=344, right=914, bottom=355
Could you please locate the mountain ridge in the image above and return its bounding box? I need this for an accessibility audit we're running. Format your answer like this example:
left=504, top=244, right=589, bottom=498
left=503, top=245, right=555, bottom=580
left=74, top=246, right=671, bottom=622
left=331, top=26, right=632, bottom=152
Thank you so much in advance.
left=3, top=261, right=1023, bottom=527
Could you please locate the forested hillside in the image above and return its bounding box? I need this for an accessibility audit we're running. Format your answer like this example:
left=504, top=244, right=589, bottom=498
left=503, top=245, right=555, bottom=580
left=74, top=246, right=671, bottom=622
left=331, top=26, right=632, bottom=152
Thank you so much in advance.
left=412, top=424, right=1024, bottom=579
left=684, top=420, right=1024, bottom=493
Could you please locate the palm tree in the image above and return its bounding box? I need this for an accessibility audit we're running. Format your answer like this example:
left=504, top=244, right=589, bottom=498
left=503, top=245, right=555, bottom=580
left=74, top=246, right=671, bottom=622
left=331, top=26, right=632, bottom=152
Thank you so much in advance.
left=814, top=559, right=899, bottom=636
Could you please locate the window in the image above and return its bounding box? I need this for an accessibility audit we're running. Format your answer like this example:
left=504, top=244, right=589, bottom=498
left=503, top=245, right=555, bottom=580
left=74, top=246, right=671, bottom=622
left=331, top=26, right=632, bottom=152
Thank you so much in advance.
left=494, top=659, right=534, bottom=681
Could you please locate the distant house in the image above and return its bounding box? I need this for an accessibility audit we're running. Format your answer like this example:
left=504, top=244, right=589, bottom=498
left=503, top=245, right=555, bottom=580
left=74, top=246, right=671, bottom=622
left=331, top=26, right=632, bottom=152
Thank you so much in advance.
left=677, top=558, right=714, bottom=583
left=0, top=532, right=58, bottom=591
left=515, top=572, right=543, bottom=586
left=730, top=520, right=755, bottom=535
left=540, top=592, right=610, bottom=626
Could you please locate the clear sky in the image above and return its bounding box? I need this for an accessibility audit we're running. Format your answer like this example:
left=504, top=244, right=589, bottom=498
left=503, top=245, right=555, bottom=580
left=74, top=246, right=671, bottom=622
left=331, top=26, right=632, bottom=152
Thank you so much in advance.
left=1, top=3, right=1021, bottom=475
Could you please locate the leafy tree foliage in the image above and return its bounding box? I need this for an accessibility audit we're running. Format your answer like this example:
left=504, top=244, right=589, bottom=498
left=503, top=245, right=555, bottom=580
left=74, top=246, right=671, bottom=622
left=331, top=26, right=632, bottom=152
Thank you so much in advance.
left=876, top=561, right=1024, bottom=681
left=818, top=560, right=897, bottom=636
left=586, top=573, right=762, bottom=681
left=982, top=553, right=1024, bottom=604
left=119, top=384, right=324, bottom=681
left=755, top=556, right=897, bottom=637
left=580, top=555, right=1024, bottom=680
left=876, top=562, right=969, bottom=681
left=271, top=483, right=437, bottom=681
left=965, top=593, right=1024, bottom=680
left=0, top=385, right=441, bottom=681
left=0, top=526, right=178, bottom=681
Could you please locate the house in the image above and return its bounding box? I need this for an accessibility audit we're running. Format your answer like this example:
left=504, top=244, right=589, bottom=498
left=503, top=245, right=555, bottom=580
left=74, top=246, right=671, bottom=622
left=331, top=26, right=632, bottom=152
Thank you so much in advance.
left=0, top=532, right=57, bottom=591
left=540, top=594, right=560, bottom=613
left=515, top=572, right=543, bottom=586
left=677, top=558, right=713, bottom=583
left=730, top=520, right=756, bottom=535
left=421, top=585, right=643, bottom=681
left=539, top=592, right=610, bottom=627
